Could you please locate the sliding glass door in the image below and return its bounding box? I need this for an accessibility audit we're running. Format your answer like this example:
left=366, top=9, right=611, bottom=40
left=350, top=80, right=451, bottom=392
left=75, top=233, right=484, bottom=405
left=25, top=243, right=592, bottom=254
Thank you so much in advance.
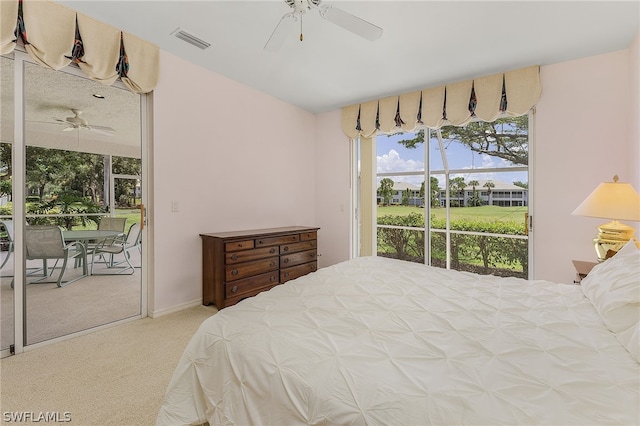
left=1, top=51, right=147, bottom=356
left=361, top=116, right=531, bottom=279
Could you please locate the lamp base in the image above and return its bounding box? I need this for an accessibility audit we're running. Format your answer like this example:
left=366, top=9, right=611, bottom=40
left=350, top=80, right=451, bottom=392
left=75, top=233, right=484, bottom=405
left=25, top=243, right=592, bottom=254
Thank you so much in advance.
left=593, top=220, right=637, bottom=261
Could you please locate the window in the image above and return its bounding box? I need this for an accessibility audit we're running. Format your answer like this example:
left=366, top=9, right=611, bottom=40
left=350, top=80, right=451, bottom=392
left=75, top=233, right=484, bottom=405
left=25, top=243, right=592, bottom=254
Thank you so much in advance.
left=372, top=115, right=530, bottom=279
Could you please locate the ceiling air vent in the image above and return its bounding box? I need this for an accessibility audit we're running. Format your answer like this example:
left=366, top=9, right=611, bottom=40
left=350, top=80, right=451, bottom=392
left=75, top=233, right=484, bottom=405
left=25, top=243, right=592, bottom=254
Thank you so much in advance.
left=171, top=28, right=211, bottom=50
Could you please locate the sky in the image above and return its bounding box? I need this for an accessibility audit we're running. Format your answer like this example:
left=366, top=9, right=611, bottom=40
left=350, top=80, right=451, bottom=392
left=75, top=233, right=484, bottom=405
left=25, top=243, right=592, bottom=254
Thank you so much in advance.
left=375, top=131, right=528, bottom=188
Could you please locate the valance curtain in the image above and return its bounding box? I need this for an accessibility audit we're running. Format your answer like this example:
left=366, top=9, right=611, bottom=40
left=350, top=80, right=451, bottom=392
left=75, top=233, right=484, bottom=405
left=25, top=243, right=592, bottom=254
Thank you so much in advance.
left=0, top=0, right=159, bottom=94
left=342, top=66, right=541, bottom=138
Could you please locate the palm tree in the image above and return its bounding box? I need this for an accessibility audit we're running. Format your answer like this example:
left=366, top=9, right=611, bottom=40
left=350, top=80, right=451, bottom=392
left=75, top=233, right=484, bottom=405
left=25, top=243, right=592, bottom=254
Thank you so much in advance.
left=483, top=180, right=495, bottom=206
left=450, top=177, right=466, bottom=207
left=468, top=180, right=479, bottom=206
left=430, top=177, right=440, bottom=208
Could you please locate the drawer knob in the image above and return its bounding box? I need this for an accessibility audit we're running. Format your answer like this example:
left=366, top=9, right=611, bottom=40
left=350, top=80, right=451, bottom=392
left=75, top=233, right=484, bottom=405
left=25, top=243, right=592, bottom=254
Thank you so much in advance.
left=283, top=258, right=289, bottom=264
left=270, top=248, right=276, bottom=254
left=270, top=261, right=276, bottom=267
left=231, top=269, right=238, bottom=276
left=270, top=275, right=276, bottom=282
left=231, top=254, right=238, bottom=261
left=283, top=246, right=289, bottom=252
left=283, top=272, right=289, bottom=278
left=231, top=285, right=239, bottom=293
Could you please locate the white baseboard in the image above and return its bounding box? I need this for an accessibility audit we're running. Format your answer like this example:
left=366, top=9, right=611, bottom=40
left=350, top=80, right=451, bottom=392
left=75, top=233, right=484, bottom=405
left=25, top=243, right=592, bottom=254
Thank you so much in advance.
left=149, top=298, right=203, bottom=318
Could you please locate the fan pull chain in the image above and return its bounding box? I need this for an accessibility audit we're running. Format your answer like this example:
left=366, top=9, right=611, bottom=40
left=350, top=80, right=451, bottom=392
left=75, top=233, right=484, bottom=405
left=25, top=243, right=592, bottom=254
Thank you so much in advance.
left=300, top=14, right=303, bottom=41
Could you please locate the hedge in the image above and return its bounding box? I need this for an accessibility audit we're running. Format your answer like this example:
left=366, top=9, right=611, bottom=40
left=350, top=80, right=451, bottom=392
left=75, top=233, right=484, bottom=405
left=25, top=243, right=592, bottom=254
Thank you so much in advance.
left=377, top=213, right=528, bottom=277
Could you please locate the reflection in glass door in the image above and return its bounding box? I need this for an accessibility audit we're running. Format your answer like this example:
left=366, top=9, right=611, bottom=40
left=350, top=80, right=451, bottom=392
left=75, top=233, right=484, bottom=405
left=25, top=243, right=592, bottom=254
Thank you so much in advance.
left=21, top=59, right=143, bottom=346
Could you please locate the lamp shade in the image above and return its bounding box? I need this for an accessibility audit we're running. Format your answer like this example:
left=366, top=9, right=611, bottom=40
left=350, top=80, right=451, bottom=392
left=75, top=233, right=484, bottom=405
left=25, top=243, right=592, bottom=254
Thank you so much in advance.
left=572, top=176, right=640, bottom=221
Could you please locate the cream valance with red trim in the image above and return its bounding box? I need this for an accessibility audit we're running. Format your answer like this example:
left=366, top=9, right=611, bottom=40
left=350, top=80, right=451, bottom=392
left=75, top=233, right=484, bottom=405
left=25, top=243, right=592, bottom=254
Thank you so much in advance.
left=342, top=66, right=540, bottom=138
left=0, top=0, right=158, bottom=94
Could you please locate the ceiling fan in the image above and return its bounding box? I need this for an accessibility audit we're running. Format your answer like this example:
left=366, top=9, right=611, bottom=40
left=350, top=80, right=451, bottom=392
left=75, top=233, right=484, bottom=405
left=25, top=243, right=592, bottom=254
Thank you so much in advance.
left=55, top=109, right=116, bottom=136
left=264, top=0, right=383, bottom=51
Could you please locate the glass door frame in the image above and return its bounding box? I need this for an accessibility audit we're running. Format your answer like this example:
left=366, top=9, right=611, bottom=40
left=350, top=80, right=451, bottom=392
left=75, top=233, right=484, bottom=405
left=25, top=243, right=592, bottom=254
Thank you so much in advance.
left=3, top=48, right=150, bottom=357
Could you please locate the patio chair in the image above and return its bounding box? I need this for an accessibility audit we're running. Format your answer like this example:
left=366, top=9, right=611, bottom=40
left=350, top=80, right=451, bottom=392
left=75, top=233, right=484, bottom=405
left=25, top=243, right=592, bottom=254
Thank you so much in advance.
left=81, top=216, right=128, bottom=266
left=25, top=225, right=88, bottom=287
left=0, top=220, right=14, bottom=270
left=98, top=217, right=127, bottom=233
left=90, top=223, right=141, bottom=275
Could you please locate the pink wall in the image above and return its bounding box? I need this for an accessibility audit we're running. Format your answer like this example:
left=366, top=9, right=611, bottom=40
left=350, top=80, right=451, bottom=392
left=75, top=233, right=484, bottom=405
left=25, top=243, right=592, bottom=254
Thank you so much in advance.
left=314, top=110, right=352, bottom=267
left=151, top=51, right=317, bottom=314
left=534, top=49, right=633, bottom=283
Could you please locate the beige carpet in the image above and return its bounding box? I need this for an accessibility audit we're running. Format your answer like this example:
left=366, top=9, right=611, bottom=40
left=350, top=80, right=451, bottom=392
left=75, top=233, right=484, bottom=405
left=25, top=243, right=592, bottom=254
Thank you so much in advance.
left=0, top=304, right=218, bottom=426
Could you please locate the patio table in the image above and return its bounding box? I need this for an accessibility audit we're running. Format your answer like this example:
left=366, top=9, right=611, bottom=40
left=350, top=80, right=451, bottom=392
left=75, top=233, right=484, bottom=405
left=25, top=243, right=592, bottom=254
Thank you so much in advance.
left=63, top=230, right=124, bottom=272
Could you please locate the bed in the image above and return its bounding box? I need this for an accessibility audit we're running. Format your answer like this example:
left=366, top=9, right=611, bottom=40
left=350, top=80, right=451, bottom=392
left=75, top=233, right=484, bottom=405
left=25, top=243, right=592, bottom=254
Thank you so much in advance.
left=157, top=243, right=639, bottom=426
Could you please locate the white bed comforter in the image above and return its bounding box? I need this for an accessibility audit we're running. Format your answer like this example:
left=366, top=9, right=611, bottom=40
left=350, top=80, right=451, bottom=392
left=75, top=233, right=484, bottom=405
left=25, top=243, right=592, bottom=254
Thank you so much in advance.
left=157, top=256, right=639, bottom=425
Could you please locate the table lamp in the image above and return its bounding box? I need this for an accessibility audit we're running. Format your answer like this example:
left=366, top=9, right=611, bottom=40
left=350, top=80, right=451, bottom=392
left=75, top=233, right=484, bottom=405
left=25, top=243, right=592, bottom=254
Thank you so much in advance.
left=572, top=175, right=640, bottom=261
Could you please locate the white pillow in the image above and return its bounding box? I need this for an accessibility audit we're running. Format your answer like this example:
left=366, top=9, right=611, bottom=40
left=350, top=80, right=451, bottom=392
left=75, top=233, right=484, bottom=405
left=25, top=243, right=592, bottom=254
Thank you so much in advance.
left=581, top=246, right=640, bottom=363
left=616, top=238, right=640, bottom=257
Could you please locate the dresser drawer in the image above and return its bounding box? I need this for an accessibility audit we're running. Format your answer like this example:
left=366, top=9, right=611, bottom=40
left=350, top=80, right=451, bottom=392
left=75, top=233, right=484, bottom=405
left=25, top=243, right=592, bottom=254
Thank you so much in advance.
left=225, top=271, right=279, bottom=298
left=281, top=240, right=317, bottom=255
left=226, top=246, right=279, bottom=264
left=281, top=262, right=317, bottom=283
left=256, top=234, right=299, bottom=247
left=300, top=231, right=317, bottom=241
left=280, top=249, right=317, bottom=268
left=225, top=239, right=254, bottom=252
left=226, top=257, right=278, bottom=281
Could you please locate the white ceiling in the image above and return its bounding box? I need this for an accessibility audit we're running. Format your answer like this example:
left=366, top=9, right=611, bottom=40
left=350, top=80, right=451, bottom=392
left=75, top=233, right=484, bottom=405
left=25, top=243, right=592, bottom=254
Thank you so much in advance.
left=53, top=1, right=640, bottom=114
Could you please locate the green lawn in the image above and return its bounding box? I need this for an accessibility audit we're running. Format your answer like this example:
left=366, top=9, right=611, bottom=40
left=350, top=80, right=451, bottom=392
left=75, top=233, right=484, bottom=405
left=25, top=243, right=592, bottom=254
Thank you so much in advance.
left=114, top=209, right=143, bottom=231
left=377, top=205, right=528, bottom=224
left=68, top=209, right=142, bottom=231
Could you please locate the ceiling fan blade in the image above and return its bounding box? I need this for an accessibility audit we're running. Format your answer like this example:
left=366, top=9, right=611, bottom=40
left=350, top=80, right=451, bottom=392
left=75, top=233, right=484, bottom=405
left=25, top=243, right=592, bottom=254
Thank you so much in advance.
left=88, top=125, right=116, bottom=136
left=319, top=6, right=383, bottom=41
left=62, top=126, right=75, bottom=132
left=264, top=12, right=297, bottom=51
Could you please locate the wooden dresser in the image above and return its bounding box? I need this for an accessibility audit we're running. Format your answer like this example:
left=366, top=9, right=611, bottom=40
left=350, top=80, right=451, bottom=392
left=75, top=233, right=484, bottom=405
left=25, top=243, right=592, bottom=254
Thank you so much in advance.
left=200, top=226, right=320, bottom=309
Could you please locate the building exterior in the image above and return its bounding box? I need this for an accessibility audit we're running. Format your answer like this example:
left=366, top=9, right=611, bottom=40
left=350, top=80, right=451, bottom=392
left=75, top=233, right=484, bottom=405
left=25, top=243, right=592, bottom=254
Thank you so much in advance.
left=377, top=182, right=422, bottom=206
left=441, top=179, right=528, bottom=207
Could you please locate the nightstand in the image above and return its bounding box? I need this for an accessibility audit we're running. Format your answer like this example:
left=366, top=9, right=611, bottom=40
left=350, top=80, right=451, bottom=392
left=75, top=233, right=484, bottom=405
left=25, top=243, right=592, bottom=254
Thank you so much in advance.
left=572, top=260, right=598, bottom=284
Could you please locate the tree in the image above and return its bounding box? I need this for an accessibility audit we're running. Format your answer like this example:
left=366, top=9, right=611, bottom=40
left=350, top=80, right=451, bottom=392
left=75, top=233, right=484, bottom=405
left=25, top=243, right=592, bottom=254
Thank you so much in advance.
left=378, top=178, right=394, bottom=206
left=25, top=147, right=68, bottom=200
left=468, top=179, right=480, bottom=206
left=0, top=143, right=11, bottom=178
left=0, top=177, right=11, bottom=201
left=396, top=116, right=529, bottom=166
left=483, top=180, right=495, bottom=205
left=69, top=153, right=105, bottom=204
left=513, top=181, right=528, bottom=189
left=401, top=188, right=411, bottom=206
left=450, top=176, right=466, bottom=207
left=430, top=177, right=440, bottom=207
